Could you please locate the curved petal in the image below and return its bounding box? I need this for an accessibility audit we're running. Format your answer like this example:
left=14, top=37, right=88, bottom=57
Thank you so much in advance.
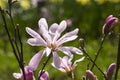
left=29, top=50, right=45, bottom=71
left=27, top=38, right=46, bottom=46
left=49, top=23, right=59, bottom=33
left=58, top=47, right=72, bottom=57
left=49, top=23, right=59, bottom=40
left=52, top=52, right=61, bottom=68
left=39, top=71, right=50, bottom=80
left=39, top=25, right=52, bottom=43
left=52, top=20, right=67, bottom=42
left=38, top=18, right=48, bottom=30
left=73, top=57, right=85, bottom=67
left=59, top=46, right=82, bottom=55
left=13, top=73, right=22, bottom=79
left=57, top=29, right=79, bottom=45
left=57, top=20, right=67, bottom=33
left=45, top=47, right=51, bottom=56
left=57, top=36, right=78, bottom=46
left=26, top=27, right=46, bottom=46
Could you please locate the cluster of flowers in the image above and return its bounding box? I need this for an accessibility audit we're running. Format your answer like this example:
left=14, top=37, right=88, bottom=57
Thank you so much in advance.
left=13, top=14, right=118, bottom=80
left=13, top=18, right=84, bottom=80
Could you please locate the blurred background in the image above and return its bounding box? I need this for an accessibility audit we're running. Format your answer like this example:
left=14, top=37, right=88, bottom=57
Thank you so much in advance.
left=0, top=0, right=120, bottom=80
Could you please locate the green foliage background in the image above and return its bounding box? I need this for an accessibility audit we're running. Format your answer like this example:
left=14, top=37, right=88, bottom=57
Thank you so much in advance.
left=0, top=0, right=120, bottom=80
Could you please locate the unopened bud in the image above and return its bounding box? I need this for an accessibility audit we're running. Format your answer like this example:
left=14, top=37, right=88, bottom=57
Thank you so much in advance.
left=39, top=70, right=50, bottom=80
left=66, top=19, right=72, bottom=27
left=79, top=38, right=85, bottom=49
left=86, top=70, right=96, bottom=80
left=103, top=15, right=118, bottom=35
left=106, top=63, right=116, bottom=80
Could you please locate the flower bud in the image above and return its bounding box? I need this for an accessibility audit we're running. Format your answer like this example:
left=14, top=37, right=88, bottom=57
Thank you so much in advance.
left=13, top=66, right=34, bottom=80
left=39, top=70, right=50, bottom=80
left=103, top=15, right=118, bottom=35
left=79, top=38, right=85, bottom=49
left=86, top=70, right=96, bottom=80
left=66, top=19, right=72, bottom=27
left=106, top=63, right=116, bottom=80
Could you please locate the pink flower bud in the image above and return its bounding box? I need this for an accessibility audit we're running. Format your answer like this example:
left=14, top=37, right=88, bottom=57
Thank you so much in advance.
left=13, top=66, right=34, bottom=80
left=103, top=15, right=118, bottom=35
left=66, top=19, right=72, bottom=27
left=106, top=63, right=116, bottom=80
left=39, top=71, right=50, bottom=80
left=86, top=70, right=96, bottom=80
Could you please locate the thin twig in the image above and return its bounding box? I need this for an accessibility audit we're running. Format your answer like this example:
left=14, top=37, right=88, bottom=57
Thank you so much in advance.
left=81, top=48, right=108, bottom=80
left=90, top=35, right=106, bottom=70
left=114, top=31, right=120, bottom=80
left=38, top=52, right=52, bottom=80
left=0, top=9, right=20, bottom=63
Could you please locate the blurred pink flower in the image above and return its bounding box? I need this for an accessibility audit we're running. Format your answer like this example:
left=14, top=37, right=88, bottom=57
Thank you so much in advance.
left=86, top=70, right=96, bottom=80
left=106, top=63, right=116, bottom=80
left=103, top=15, right=118, bottom=35
left=13, top=66, right=34, bottom=80
left=66, top=19, right=72, bottom=27
left=52, top=56, right=84, bottom=73
left=39, top=71, right=50, bottom=80
left=26, top=18, right=83, bottom=70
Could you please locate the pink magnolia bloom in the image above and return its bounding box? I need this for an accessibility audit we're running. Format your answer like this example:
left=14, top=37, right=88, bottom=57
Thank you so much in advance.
left=26, top=18, right=83, bottom=70
left=13, top=66, right=34, bottom=80
left=86, top=70, right=96, bottom=80
left=39, top=71, right=50, bottom=80
left=106, top=63, right=116, bottom=80
left=52, top=56, right=84, bottom=73
left=103, top=15, right=118, bottom=35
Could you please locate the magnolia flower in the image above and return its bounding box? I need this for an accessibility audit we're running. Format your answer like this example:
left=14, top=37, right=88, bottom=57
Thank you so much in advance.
left=86, top=70, right=96, bottom=80
left=52, top=56, right=84, bottom=74
left=39, top=71, right=50, bottom=80
left=103, top=15, right=118, bottom=35
left=13, top=66, right=34, bottom=80
left=26, top=18, right=83, bottom=70
left=106, top=63, right=116, bottom=80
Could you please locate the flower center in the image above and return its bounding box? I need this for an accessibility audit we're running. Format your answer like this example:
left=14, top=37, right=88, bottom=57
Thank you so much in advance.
left=48, top=43, right=57, bottom=50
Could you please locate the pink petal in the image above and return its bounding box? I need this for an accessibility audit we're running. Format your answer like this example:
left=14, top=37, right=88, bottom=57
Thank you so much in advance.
left=39, top=24, right=51, bottom=43
left=39, top=71, right=50, bottom=80
left=52, top=52, right=61, bottom=68
left=26, top=27, right=46, bottom=46
left=57, top=29, right=79, bottom=45
left=13, top=73, right=22, bottom=79
left=49, top=23, right=59, bottom=33
left=27, top=38, right=46, bottom=46
left=52, top=20, right=67, bottom=42
left=66, top=47, right=83, bottom=55
left=59, top=46, right=82, bottom=57
left=57, top=36, right=78, bottom=45
left=38, top=18, right=48, bottom=30
left=26, top=27, right=40, bottom=38
left=29, top=50, right=45, bottom=71
left=45, top=47, right=51, bottom=56
left=73, top=57, right=85, bottom=67
left=58, top=47, right=72, bottom=57
left=57, top=20, right=67, bottom=33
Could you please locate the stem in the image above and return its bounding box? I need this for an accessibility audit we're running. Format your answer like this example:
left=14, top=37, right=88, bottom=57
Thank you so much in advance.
left=7, top=1, right=26, bottom=80
left=81, top=48, right=108, bottom=80
left=0, top=9, right=20, bottom=63
left=114, top=32, right=120, bottom=80
left=38, top=52, right=52, bottom=80
left=90, top=35, right=106, bottom=70
left=71, top=71, right=74, bottom=80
